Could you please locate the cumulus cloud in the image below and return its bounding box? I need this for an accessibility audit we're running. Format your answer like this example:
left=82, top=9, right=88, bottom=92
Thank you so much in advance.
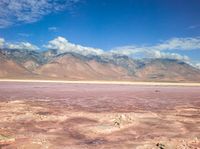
left=0, top=38, right=39, bottom=51
left=110, top=46, right=189, bottom=61
left=6, top=42, right=39, bottom=51
left=1, top=36, right=199, bottom=64
left=153, top=37, right=200, bottom=51
left=110, top=46, right=142, bottom=56
left=45, top=36, right=104, bottom=55
left=112, top=37, right=200, bottom=55
left=0, top=0, right=80, bottom=28
left=145, top=50, right=190, bottom=61
left=44, top=36, right=197, bottom=62
left=110, top=37, right=200, bottom=61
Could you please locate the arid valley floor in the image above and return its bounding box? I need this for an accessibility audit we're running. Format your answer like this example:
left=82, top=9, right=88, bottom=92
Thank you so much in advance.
left=0, top=81, right=200, bottom=149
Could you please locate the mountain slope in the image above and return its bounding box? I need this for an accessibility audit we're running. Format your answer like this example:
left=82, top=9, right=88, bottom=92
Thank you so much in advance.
left=0, top=51, right=32, bottom=78
left=35, top=53, right=131, bottom=80
left=1, top=49, right=44, bottom=71
left=135, top=59, right=200, bottom=82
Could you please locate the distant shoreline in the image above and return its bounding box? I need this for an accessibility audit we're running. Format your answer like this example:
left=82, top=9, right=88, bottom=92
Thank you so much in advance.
left=0, top=79, right=200, bottom=86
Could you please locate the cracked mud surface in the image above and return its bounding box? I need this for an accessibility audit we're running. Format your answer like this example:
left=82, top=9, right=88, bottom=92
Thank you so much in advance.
left=0, top=82, right=200, bottom=148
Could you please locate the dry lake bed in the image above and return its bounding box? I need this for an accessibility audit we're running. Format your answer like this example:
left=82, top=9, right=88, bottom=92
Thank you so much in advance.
left=0, top=82, right=200, bottom=149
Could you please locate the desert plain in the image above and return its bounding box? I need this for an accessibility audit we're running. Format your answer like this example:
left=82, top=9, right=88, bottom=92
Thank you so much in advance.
left=0, top=81, right=200, bottom=149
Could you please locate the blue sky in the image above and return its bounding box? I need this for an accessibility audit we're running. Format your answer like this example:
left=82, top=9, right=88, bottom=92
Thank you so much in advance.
left=0, top=0, right=200, bottom=66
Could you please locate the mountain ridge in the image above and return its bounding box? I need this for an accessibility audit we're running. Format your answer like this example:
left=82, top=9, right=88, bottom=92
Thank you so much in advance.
left=0, top=48, right=200, bottom=82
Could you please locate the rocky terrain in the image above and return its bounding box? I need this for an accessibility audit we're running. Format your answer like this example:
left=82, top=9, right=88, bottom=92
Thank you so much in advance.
left=1, top=48, right=200, bottom=82
left=0, top=82, right=200, bottom=149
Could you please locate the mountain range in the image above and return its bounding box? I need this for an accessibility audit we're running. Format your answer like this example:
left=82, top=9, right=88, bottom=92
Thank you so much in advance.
left=0, top=48, right=200, bottom=82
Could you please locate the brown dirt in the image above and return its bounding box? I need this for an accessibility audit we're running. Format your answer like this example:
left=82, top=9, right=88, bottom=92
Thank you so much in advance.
left=0, top=82, right=200, bottom=149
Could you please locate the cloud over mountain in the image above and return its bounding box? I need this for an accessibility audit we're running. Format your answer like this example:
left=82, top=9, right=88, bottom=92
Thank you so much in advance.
left=146, top=50, right=189, bottom=61
left=0, top=37, right=39, bottom=51
left=45, top=37, right=197, bottom=62
left=110, top=37, right=200, bottom=62
left=0, top=36, right=200, bottom=69
left=110, top=46, right=142, bottom=56
left=0, top=0, right=80, bottom=28
left=195, top=63, right=200, bottom=69
left=6, top=42, right=39, bottom=51
left=45, top=36, right=104, bottom=55
left=154, top=37, right=200, bottom=51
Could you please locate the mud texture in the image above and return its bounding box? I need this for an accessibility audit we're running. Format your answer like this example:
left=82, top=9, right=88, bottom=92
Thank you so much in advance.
left=0, top=82, right=200, bottom=149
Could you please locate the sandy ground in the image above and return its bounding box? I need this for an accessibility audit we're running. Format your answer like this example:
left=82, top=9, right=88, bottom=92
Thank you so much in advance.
left=0, top=81, right=200, bottom=149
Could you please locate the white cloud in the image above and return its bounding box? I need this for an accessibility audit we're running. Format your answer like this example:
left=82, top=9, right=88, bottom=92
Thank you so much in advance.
left=110, top=37, right=200, bottom=61
left=110, top=46, right=189, bottom=61
left=187, top=62, right=200, bottom=70
left=0, top=38, right=39, bottom=51
left=48, top=27, right=57, bottom=32
left=110, top=46, right=142, bottom=56
left=111, top=37, right=200, bottom=56
left=153, top=37, right=200, bottom=51
left=45, top=36, right=104, bottom=55
left=195, top=63, right=200, bottom=69
left=0, top=36, right=199, bottom=70
left=0, top=38, right=5, bottom=48
left=0, top=0, right=80, bottom=28
left=188, top=25, right=200, bottom=29
left=6, top=42, right=39, bottom=51
left=0, top=37, right=39, bottom=51
left=146, top=50, right=190, bottom=61
left=1, top=36, right=199, bottom=65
